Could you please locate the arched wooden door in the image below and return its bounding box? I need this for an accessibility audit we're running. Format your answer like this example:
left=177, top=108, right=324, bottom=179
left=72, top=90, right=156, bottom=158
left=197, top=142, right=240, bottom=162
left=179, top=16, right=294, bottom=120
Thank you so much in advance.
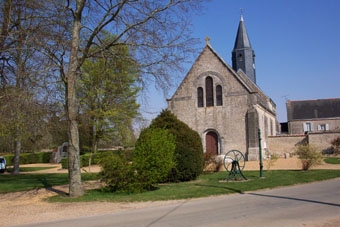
left=205, top=131, right=218, bottom=155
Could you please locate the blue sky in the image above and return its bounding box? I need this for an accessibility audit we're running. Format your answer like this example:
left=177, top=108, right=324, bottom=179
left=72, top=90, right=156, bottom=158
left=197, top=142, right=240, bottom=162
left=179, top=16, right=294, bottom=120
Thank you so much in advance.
left=141, top=0, right=340, bottom=123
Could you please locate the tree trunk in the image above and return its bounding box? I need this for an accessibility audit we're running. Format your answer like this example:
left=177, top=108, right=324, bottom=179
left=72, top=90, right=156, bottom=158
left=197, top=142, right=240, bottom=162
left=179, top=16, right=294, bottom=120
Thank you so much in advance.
left=12, top=138, right=21, bottom=175
left=67, top=0, right=85, bottom=197
left=89, top=120, right=98, bottom=172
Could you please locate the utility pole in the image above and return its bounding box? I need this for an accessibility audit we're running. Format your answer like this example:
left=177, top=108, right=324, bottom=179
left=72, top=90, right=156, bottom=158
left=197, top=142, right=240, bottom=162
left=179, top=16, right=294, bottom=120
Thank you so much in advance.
left=258, top=129, right=264, bottom=178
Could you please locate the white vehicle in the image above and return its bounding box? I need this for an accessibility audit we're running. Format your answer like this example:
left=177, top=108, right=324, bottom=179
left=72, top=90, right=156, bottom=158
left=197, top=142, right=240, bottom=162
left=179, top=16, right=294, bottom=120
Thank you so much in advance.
left=0, top=156, right=6, bottom=173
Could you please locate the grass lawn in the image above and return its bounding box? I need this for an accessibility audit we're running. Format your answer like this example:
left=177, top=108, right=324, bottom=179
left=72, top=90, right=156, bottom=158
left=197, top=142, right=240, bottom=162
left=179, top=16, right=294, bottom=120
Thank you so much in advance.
left=324, top=157, right=340, bottom=164
left=1, top=170, right=339, bottom=203
left=50, top=169, right=340, bottom=203
left=0, top=173, right=98, bottom=193
left=5, top=166, right=56, bottom=173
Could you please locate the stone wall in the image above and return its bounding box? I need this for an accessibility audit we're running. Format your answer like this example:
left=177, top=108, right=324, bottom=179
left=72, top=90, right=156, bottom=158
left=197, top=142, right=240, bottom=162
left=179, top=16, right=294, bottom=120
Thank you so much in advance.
left=267, top=135, right=306, bottom=156
left=308, top=132, right=340, bottom=153
left=268, top=132, right=340, bottom=156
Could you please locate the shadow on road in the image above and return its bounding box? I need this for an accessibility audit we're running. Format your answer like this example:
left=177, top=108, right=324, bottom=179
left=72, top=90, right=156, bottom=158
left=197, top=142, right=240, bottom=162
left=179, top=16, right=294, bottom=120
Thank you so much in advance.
left=247, top=192, right=340, bottom=207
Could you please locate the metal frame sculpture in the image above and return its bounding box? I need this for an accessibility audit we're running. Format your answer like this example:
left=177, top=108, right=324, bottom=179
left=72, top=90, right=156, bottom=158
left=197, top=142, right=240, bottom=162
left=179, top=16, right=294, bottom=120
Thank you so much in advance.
left=223, top=150, right=247, bottom=181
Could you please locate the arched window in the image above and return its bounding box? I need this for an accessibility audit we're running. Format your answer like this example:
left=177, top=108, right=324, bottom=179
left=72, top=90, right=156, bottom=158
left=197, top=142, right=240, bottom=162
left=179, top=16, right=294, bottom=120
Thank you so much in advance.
left=216, top=85, right=223, bottom=106
left=197, top=87, right=203, bottom=107
left=205, top=77, right=213, bottom=107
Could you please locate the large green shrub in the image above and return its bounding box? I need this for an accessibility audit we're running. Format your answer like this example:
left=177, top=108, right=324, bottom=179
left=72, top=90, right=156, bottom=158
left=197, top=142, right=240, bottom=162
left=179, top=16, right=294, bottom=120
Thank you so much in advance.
left=133, top=128, right=175, bottom=190
left=295, top=144, right=323, bottom=170
left=99, top=128, right=175, bottom=192
left=149, top=110, right=204, bottom=182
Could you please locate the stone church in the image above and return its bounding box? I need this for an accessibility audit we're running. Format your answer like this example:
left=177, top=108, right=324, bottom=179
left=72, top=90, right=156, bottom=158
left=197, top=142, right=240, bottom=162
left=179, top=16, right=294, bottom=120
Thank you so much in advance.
left=167, top=16, right=277, bottom=161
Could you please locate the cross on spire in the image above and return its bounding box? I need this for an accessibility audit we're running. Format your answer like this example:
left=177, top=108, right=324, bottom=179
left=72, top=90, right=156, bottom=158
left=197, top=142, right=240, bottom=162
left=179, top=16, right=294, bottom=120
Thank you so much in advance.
left=240, top=8, right=244, bottom=21
left=205, top=36, right=210, bottom=45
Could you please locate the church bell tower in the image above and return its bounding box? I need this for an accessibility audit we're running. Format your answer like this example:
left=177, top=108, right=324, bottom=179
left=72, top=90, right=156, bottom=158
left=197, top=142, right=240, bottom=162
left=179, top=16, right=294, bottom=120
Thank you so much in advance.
left=232, top=15, right=256, bottom=84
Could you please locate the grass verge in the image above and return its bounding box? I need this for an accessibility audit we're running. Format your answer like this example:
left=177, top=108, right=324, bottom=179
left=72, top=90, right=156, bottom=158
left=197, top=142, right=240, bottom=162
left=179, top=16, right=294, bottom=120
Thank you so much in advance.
left=5, top=166, right=56, bottom=173
left=324, top=157, right=340, bottom=164
left=1, top=170, right=339, bottom=203
left=0, top=173, right=98, bottom=193
left=49, top=170, right=340, bottom=203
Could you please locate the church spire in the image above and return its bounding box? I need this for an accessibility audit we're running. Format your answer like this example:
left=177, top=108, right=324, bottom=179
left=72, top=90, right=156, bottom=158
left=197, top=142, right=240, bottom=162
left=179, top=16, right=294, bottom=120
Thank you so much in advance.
left=232, top=14, right=256, bottom=84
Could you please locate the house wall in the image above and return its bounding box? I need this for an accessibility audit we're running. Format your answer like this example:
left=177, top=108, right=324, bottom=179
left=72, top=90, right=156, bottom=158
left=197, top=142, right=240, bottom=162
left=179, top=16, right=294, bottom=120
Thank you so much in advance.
left=288, top=118, right=340, bottom=134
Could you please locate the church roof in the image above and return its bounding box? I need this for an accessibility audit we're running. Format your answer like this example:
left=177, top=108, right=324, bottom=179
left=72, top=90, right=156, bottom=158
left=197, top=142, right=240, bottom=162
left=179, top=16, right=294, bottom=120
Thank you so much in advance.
left=204, top=43, right=259, bottom=95
left=287, top=98, right=340, bottom=121
left=168, top=42, right=275, bottom=112
left=233, top=15, right=252, bottom=49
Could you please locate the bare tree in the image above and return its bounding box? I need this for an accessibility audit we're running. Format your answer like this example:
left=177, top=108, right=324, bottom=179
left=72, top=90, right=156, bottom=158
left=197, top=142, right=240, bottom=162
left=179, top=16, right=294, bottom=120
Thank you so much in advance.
left=63, top=0, right=205, bottom=197
left=0, top=0, right=67, bottom=172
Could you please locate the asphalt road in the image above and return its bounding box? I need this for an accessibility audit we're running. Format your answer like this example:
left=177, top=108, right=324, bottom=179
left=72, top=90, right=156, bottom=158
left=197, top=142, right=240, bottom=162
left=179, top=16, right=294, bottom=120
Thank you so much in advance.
left=19, top=178, right=340, bottom=227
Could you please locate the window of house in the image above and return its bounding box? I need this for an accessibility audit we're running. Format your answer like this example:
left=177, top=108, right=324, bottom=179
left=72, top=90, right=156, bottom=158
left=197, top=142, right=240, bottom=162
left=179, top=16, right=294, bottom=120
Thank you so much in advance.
left=216, top=85, right=223, bottom=106
left=317, top=124, right=329, bottom=131
left=205, top=76, right=214, bottom=107
left=197, top=87, right=203, bottom=107
left=303, top=122, right=313, bottom=132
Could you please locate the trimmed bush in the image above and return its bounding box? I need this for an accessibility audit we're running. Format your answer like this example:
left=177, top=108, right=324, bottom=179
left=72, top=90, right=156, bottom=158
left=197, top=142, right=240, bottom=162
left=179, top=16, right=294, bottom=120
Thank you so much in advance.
left=295, top=144, right=323, bottom=170
left=99, top=129, right=175, bottom=192
left=149, top=110, right=204, bottom=182
left=133, top=128, right=176, bottom=190
left=98, top=151, right=136, bottom=192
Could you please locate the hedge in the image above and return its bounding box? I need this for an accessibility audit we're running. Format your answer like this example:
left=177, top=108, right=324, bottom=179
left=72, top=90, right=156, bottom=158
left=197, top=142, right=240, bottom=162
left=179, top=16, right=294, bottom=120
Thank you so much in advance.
left=60, top=152, right=104, bottom=169
left=2, top=152, right=52, bottom=166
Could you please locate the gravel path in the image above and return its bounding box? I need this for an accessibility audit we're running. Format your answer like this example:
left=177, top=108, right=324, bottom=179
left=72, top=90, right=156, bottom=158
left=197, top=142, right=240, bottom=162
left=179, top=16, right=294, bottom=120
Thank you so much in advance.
left=1, top=157, right=339, bottom=226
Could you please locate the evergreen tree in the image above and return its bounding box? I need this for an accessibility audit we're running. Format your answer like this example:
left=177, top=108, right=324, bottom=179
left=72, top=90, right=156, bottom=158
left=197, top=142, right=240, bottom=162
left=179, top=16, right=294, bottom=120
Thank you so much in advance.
left=149, top=110, right=204, bottom=182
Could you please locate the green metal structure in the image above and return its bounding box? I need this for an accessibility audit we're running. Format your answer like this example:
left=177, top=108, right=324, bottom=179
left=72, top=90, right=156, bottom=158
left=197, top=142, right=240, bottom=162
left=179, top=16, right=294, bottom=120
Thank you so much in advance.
left=223, top=150, right=247, bottom=181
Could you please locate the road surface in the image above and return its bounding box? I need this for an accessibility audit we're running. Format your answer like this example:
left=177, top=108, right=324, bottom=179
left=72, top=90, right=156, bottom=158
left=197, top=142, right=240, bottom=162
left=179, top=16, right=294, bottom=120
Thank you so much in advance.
left=18, top=178, right=340, bottom=227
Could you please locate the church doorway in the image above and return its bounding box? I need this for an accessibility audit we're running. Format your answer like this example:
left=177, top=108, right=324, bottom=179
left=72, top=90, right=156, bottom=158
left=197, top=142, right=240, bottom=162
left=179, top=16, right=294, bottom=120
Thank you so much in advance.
left=205, top=131, right=218, bottom=155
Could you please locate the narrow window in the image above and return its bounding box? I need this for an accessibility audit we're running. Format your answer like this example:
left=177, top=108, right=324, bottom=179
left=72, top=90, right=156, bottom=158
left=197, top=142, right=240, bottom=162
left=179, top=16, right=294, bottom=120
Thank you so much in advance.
left=216, top=85, right=223, bottom=106
left=303, top=122, right=313, bottom=132
left=206, top=77, right=214, bottom=107
left=197, top=87, right=203, bottom=107
left=318, top=124, right=329, bottom=131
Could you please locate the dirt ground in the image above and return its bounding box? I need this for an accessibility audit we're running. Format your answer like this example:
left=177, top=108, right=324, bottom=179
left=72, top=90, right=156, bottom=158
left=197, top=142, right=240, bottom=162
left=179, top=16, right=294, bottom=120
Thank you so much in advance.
left=1, top=157, right=340, bottom=226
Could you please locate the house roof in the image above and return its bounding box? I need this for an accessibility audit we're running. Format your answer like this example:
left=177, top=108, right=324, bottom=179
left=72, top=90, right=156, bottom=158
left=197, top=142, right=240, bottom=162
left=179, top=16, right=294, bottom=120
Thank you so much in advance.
left=287, top=98, right=340, bottom=121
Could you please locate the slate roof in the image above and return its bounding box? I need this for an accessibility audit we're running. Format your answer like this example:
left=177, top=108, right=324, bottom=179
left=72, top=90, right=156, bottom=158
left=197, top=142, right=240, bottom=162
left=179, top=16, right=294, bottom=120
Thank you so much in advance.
left=287, top=98, right=340, bottom=121
left=233, top=15, right=252, bottom=49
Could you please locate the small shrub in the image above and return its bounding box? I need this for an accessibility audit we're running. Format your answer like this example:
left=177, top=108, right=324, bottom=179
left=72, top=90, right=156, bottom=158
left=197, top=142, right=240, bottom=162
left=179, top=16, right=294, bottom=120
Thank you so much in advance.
left=331, top=137, right=340, bottom=155
left=295, top=144, right=323, bottom=170
left=265, top=152, right=279, bottom=170
left=203, top=152, right=222, bottom=172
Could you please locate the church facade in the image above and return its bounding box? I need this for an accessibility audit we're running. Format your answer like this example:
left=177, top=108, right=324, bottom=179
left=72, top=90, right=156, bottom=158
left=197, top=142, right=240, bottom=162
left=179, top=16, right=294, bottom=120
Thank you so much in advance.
left=167, top=16, right=277, bottom=160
